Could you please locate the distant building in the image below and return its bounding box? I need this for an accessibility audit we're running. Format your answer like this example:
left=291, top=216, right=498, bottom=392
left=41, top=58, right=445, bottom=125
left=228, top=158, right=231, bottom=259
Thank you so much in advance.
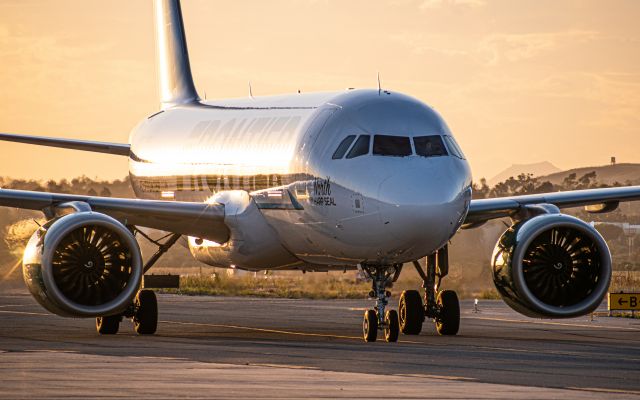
left=591, top=221, right=639, bottom=235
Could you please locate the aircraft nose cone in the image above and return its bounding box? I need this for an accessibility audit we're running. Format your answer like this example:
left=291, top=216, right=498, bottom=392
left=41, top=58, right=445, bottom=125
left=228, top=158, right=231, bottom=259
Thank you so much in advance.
left=377, top=168, right=468, bottom=245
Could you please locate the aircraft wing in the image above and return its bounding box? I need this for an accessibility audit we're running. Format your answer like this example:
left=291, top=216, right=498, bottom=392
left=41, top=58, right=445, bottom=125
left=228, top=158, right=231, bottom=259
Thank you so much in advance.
left=0, top=133, right=130, bottom=156
left=0, top=189, right=229, bottom=243
left=464, top=186, right=640, bottom=227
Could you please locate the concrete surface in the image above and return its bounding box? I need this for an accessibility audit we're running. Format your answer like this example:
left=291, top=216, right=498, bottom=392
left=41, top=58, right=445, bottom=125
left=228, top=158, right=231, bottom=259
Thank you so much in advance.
left=0, top=290, right=639, bottom=399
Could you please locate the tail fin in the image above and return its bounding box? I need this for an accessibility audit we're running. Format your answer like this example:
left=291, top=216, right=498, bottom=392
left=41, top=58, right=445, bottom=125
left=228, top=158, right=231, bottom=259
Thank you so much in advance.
left=154, top=0, right=200, bottom=109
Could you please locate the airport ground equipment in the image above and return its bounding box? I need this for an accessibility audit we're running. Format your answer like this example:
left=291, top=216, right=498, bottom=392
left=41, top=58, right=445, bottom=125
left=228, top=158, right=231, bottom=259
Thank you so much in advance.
left=608, top=292, right=640, bottom=312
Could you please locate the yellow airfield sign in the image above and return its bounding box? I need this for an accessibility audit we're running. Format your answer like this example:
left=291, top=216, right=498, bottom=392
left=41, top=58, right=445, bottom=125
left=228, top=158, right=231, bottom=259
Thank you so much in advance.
left=608, top=293, right=640, bottom=311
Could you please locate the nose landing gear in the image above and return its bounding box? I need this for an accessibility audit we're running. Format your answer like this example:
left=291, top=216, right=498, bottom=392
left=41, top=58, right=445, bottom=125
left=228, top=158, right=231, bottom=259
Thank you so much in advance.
left=361, top=264, right=401, bottom=342
left=399, top=245, right=460, bottom=336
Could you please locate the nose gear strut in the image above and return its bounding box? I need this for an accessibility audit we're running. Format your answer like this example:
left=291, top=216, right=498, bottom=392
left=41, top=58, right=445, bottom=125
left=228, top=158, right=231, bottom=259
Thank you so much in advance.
left=360, top=264, right=402, bottom=342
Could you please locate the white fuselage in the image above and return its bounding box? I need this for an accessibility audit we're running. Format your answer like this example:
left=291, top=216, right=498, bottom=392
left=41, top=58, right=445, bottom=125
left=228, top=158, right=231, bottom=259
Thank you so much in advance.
left=128, top=89, right=473, bottom=271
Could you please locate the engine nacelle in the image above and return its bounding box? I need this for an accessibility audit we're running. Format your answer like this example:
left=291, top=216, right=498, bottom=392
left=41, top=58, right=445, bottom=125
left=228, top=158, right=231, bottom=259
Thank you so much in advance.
left=22, top=212, right=143, bottom=318
left=491, top=214, right=611, bottom=318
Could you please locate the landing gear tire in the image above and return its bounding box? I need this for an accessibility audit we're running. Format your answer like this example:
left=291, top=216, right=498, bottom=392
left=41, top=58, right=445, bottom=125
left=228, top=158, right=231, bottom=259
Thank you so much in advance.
left=96, top=315, right=120, bottom=335
left=384, top=310, right=399, bottom=342
left=363, top=309, right=378, bottom=342
left=133, top=289, right=158, bottom=335
left=399, top=290, right=424, bottom=335
left=435, top=290, right=460, bottom=336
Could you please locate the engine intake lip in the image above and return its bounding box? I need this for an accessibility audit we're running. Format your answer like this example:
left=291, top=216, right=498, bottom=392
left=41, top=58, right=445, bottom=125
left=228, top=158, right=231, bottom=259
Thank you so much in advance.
left=40, top=212, right=142, bottom=317
left=511, top=214, right=611, bottom=317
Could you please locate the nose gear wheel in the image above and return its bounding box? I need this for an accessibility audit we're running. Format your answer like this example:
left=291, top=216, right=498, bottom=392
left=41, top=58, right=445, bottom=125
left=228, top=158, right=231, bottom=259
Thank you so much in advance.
left=363, top=309, right=378, bottom=342
left=384, top=310, right=399, bottom=342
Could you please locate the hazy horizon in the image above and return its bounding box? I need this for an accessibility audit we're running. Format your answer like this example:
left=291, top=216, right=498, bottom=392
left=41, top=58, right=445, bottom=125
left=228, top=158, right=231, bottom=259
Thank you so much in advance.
left=1, top=159, right=636, bottom=184
left=1, top=0, right=639, bottom=181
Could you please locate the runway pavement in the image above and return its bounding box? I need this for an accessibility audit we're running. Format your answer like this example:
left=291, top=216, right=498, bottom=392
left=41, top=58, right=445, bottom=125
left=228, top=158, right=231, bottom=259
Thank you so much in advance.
left=0, top=288, right=639, bottom=399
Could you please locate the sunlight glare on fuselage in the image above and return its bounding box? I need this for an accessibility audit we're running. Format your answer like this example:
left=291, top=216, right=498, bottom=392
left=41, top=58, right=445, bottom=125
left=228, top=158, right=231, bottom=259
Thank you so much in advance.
left=131, top=141, right=296, bottom=178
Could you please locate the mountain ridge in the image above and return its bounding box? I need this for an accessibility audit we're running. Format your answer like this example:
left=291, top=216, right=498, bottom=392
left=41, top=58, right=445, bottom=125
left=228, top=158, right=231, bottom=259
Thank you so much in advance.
left=488, top=161, right=561, bottom=186
left=539, top=163, right=640, bottom=186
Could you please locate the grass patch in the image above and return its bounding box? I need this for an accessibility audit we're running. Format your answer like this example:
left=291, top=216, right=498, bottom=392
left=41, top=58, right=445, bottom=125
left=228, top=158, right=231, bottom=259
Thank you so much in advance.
left=159, top=265, right=492, bottom=300
left=610, top=271, right=640, bottom=293
left=607, top=311, right=640, bottom=319
left=155, top=267, right=640, bottom=301
left=475, top=289, right=501, bottom=300
left=163, top=273, right=370, bottom=299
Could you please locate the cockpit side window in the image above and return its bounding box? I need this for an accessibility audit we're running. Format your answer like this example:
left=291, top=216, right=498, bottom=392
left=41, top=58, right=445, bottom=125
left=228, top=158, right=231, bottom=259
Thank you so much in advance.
left=414, top=135, right=448, bottom=157
left=443, top=135, right=466, bottom=159
left=373, top=135, right=412, bottom=157
left=346, top=135, right=370, bottom=159
left=332, top=135, right=357, bottom=159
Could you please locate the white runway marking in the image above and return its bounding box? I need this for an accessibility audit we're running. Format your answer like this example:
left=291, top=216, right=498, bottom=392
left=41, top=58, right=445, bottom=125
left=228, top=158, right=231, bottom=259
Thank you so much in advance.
left=161, top=319, right=362, bottom=341
left=0, top=309, right=50, bottom=317
left=465, top=315, right=640, bottom=331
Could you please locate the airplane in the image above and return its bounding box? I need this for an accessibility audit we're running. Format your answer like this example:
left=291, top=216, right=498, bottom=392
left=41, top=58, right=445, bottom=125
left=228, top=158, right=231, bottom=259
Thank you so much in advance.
left=1, top=0, right=639, bottom=343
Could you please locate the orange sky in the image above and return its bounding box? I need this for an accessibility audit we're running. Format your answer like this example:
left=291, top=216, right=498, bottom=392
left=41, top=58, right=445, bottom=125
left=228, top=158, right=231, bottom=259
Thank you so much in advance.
left=1, top=0, right=639, bottom=182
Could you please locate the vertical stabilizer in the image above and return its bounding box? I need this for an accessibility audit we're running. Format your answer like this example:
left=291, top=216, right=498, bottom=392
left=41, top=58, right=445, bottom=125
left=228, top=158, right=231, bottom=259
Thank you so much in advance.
left=154, top=0, right=200, bottom=109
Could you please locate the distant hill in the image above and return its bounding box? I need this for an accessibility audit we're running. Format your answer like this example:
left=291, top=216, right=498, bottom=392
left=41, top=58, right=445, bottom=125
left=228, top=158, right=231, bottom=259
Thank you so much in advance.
left=539, top=163, right=640, bottom=186
left=488, top=162, right=560, bottom=187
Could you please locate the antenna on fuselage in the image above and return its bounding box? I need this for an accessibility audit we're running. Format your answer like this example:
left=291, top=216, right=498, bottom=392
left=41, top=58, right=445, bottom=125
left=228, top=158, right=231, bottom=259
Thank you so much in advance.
left=377, top=72, right=381, bottom=95
left=249, top=81, right=254, bottom=99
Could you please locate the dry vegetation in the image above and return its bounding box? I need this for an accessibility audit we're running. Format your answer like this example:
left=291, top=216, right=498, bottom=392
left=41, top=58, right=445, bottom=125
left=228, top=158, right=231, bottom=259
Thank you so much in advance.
left=172, top=272, right=369, bottom=299
left=157, top=261, right=500, bottom=300
left=610, top=271, right=640, bottom=293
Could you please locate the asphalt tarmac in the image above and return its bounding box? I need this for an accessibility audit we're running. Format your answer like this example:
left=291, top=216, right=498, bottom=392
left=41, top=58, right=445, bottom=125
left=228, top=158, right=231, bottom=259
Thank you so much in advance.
left=0, top=288, right=639, bottom=399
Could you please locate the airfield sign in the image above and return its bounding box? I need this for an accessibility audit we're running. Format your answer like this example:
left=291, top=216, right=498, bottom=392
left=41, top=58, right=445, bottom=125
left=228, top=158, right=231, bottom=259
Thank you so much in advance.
left=608, top=293, right=640, bottom=311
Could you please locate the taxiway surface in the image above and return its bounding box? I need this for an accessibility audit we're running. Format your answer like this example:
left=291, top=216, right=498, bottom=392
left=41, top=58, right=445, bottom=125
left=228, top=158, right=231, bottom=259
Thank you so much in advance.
left=0, top=289, right=639, bottom=399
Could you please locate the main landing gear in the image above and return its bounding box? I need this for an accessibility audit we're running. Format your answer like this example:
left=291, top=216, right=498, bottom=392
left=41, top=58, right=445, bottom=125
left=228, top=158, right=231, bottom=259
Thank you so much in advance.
left=96, top=289, right=159, bottom=335
left=361, top=264, right=402, bottom=342
left=399, top=245, right=460, bottom=336
left=95, top=231, right=180, bottom=335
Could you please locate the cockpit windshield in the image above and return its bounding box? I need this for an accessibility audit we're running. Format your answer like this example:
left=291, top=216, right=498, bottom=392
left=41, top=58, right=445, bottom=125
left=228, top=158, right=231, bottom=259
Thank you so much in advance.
left=346, top=135, right=370, bottom=159
left=443, top=135, right=466, bottom=159
left=332, top=135, right=356, bottom=159
left=414, top=135, right=447, bottom=157
left=373, top=135, right=412, bottom=157
left=332, top=133, right=464, bottom=160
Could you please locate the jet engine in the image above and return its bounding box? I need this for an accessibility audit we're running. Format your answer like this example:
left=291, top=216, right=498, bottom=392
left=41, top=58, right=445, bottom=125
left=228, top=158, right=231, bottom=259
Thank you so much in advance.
left=22, top=212, right=142, bottom=318
left=491, top=214, right=611, bottom=318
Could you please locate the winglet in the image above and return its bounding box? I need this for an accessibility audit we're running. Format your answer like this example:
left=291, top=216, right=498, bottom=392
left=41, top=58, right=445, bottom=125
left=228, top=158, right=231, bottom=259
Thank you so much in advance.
left=154, top=0, right=200, bottom=109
